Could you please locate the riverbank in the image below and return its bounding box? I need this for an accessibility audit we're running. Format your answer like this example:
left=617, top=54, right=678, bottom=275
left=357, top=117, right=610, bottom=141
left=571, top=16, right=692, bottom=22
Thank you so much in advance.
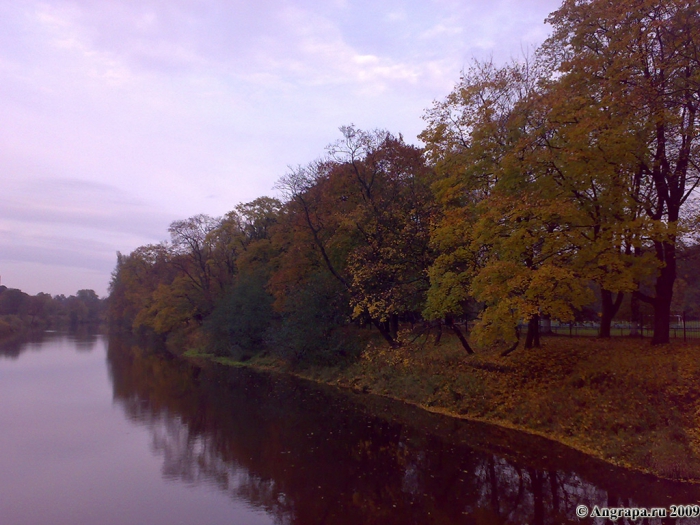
left=0, top=315, right=28, bottom=339
left=184, top=333, right=700, bottom=482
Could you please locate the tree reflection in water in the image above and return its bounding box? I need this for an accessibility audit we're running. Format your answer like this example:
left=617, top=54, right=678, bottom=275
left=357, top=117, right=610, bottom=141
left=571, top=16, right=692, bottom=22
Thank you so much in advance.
left=107, top=335, right=700, bottom=525
left=0, top=329, right=99, bottom=359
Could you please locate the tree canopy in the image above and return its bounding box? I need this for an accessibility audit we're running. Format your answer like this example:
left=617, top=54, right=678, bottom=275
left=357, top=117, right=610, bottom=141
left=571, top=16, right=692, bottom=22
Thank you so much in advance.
left=109, top=0, right=700, bottom=359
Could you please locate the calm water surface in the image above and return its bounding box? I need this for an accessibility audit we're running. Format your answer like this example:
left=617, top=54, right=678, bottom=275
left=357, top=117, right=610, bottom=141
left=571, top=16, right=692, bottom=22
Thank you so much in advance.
left=0, top=332, right=698, bottom=525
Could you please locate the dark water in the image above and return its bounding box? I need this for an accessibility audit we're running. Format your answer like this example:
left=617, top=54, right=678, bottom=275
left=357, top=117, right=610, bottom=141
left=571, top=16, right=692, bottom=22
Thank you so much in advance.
left=1, top=333, right=698, bottom=525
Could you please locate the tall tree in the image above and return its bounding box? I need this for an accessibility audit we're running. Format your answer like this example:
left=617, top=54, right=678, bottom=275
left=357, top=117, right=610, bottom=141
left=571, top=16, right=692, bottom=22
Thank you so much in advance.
left=530, top=55, right=659, bottom=338
left=421, top=61, right=582, bottom=350
left=168, top=214, right=223, bottom=321
left=329, top=126, right=437, bottom=342
left=544, top=0, right=700, bottom=343
left=109, top=244, right=174, bottom=331
left=275, top=126, right=437, bottom=348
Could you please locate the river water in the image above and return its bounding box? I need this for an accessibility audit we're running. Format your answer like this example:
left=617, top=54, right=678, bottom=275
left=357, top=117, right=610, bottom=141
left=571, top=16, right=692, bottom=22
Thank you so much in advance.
left=0, top=332, right=698, bottom=525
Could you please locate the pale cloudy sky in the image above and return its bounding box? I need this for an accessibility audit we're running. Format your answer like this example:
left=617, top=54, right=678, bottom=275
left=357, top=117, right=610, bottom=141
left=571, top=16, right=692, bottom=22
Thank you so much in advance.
left=1, top=0, right=561, bottom=297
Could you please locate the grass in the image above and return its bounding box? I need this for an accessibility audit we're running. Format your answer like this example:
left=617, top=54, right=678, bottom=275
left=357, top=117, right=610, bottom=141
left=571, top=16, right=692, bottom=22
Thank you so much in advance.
left=185, top=331, right=700, bottom=482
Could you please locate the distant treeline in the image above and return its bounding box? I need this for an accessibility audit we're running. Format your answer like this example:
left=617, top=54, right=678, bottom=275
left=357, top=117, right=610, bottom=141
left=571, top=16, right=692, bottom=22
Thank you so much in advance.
left=0, top=287, right=106, bottom=339
left=109, top=0, right=700, bottom=359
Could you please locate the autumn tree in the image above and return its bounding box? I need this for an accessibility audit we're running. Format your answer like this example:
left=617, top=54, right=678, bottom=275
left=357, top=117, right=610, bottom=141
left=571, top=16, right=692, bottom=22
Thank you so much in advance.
left=421, top=62, right=535, bottom=349
left=544, top=0, right=700, bottom=344
left=274, top=126, right=437, bottom=348
left=328, top=126, right=438, bottom=341
left=108, top=244, right=174, bottom=330
left=0, top=287, right=29, bottom=316
left=167, top=214, right=223, bottom=319
left=421, top=61, right=589, bottom=350
left=525, top=52, right=660, bottom=338
left=229, top=197, right=283, bottom=279
left=423, top=0, right=700, bottom=347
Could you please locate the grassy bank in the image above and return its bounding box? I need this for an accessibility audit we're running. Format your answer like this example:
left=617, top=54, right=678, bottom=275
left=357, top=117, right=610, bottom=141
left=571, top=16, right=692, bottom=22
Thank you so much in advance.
left=185, top=333, right=700, bottom=482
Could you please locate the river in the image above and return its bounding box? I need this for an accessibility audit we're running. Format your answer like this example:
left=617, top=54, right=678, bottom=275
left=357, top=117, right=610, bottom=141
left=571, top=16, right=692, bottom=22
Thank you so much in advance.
left=0, top=332, right=698, bottom=524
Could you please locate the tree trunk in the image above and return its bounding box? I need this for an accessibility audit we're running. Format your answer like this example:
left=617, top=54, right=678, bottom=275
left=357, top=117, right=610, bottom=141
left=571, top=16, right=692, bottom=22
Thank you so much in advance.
left=599, top=290, right=624, bottom=338
left=371, top=317, right=398, bottom=348
left=524, top=315, right=540, bottom=349
left=530, top=468, right=544, bottom=525
left=501, top=339, right=519, bottom=356
left=630, top=292, right=640, bottom=336
left=549, top=471, right=560, bottom=515
left=389, top=314, right=399, bottom=340
left=652, top=240, right=676, bottom=345
left=433, top=321, right=443, bottom=346
left=445, top=315, right=474, bottom=355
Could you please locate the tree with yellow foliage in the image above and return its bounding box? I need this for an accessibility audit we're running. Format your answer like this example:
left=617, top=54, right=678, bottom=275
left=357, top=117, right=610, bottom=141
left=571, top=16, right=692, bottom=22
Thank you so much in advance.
left=544, top=0, right=700, bottom=343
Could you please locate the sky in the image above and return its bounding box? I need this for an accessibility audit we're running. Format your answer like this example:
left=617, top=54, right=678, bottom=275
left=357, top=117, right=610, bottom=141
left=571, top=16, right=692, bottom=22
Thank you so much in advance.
left=0, top=0, right=562, bottom=297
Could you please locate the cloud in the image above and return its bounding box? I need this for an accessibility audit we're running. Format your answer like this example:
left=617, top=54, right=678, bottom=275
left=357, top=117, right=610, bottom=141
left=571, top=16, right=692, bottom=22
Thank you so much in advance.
left=0, top=0, right=563, bottom=297
left=0, top=177, right=171, bottom=238
left=420, top=21, right=464, bottom=40
left=0, top=176, right=172, bottom=295
left=23, top=1, right=497, bottom=95
left=0, top=231, right=114, bottom=272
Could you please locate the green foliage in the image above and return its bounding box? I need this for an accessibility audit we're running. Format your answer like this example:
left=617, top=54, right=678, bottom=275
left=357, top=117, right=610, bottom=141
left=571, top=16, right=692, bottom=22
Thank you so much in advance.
left=205, top=273, right=274, bottom=357
left=270, top=272, right=359, bottom=365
